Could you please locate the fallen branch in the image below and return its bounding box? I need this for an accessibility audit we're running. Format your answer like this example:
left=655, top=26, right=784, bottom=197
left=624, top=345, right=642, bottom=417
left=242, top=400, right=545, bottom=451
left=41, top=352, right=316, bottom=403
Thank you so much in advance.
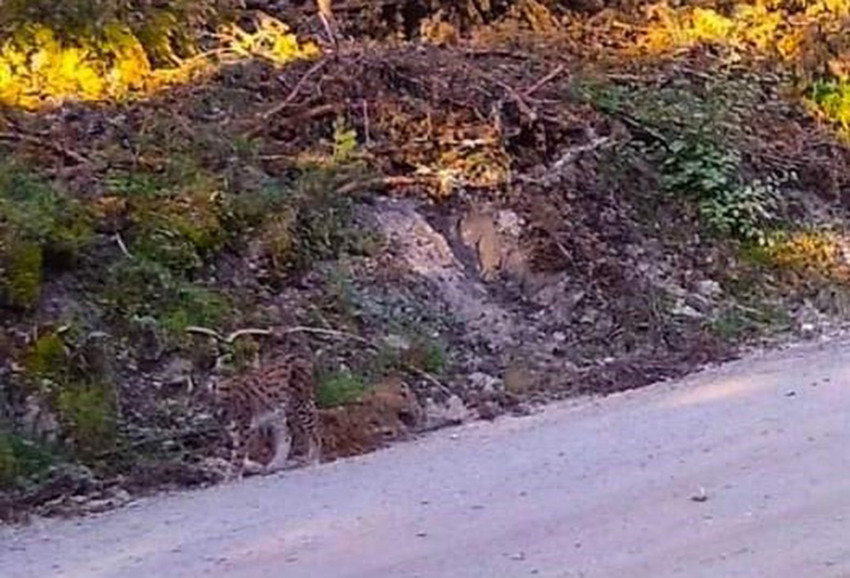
left=261, top=58, right=329, bottom=121
left=186, top=326, right=273, bottom=344
left=523, top=64, right=568, bottom=98
left=246, top=102, right=342, bottom=138
left=517, top=135, right=615, bottom=186
left=279, top=325, right=373, bottom=345
left=610, top=112, right=668, bottom=148
left=186, top=326, right=224, bottom=341
left=469, top=64, right=538, bottom=122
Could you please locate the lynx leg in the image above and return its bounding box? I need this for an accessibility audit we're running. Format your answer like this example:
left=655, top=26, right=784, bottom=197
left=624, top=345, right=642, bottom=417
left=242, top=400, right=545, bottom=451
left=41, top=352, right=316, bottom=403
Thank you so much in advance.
left=258, top=410, right=292, bottom=474
left=227, top=420, right=247, bottom=481
left=304, top=431, right=322, bottom=467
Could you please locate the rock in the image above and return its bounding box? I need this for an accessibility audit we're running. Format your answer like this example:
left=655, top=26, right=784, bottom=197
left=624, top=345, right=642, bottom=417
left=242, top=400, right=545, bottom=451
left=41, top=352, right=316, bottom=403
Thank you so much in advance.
left=199, top=458, right=233, bottom=482
left=799, top=323, right=816, bottom=337
left=424, top=395, right=471, bottom=429
left=157, top=357, right=194, bottom=389
left=477, top=400, right=500, bottom=420
left=383, top=334, right=411, bottom=351
left=468, top=371, right=500, bottom=391
left=695, top=279, right=723, bottom=298
left=108, top=487, right=132, bottom=504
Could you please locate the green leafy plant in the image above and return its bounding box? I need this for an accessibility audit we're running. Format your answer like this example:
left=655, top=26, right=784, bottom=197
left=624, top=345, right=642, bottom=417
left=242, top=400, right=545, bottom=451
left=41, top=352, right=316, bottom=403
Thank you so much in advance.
left=315, top=370, right=368, bottom=409
left=810, top=79, right=850, bottom=133
left=698, top=176, right=783, bottom=244
left=661, top=138, right=784, bottom=244
left=332, top=116, right=360, bottom=165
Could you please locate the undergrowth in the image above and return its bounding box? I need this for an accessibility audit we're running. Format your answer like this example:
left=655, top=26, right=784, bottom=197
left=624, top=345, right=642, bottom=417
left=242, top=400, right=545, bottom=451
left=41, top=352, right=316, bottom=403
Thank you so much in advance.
left=579, top=78, right=790, bottom=244
left=0, top=431, right=55, bottom=489
left=0, top=164, right=93, bottom=308
left=315, top=370, right=368, bottom=409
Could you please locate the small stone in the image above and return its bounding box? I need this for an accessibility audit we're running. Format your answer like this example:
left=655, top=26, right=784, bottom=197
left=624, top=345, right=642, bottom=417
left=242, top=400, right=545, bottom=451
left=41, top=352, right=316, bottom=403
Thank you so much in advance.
left=469, top=371, right=500, bottom=390
left=383, top=334, right=411, bottom=351
left=671, top=302, right=704, bottom=319
left=158, top=357, right=193, bottom=387
left=416, top=531, right=428, bottom=538
left=785, top=390, right=797, bottom=397
left=510, top=552, right=526, bottom=561
left=691, top=488, right=709, bottom=503
left=695, top=279, right=722, bottom=298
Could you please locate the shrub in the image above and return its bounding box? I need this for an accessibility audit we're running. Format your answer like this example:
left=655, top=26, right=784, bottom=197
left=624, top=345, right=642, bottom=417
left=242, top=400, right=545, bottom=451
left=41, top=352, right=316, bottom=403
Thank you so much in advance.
left=661, top=137, right=784, bottom=244
left=24, top=333, right=69, bottom=382
left=0, top=430, right=55, bottom=489
left=0, top=164, right=93, bottom=308
left=104, top=256, right=231, bottom=345
left=810, top=79, right=850, bottom=134
left=56, top=384, right=117, bottom=455
left=316, top=370, right=368, bottom=409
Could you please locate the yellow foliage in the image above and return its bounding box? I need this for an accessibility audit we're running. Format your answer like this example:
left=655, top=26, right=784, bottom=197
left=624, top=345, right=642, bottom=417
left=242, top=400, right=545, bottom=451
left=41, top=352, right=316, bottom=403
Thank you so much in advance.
left=763, top=230, right=849, bottom=278
left=0, top=14, right=318, bottom=109
left=0, top=24, right=149, bottom=108
left=639, top=0, right=848, bottom=60
left=218, top=13, right=319, bottom=65
left=640, top=3, right=785, bottom=54
left=638, top=1, right=850, bottom=132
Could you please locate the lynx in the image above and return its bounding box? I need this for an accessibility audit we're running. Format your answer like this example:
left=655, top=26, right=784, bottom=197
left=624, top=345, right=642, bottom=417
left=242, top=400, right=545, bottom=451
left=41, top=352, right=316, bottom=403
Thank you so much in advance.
left=216, top=353, right=320, bottom=478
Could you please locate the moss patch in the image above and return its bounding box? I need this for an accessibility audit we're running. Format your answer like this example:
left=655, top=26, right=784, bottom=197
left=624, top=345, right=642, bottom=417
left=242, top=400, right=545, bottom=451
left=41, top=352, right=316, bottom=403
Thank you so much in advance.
left=23, top=332, right=69, bottom=382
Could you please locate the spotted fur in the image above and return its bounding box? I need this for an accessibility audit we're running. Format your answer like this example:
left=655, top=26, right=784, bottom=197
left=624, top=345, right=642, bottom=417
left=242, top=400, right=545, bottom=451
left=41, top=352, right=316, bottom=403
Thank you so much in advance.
left=216, top=353, right=320, bottom=478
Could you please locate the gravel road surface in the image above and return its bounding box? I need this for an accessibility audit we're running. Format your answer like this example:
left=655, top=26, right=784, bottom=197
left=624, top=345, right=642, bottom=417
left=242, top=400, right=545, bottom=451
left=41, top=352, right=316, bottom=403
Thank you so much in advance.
left=2, top=338, right=849, bottom=577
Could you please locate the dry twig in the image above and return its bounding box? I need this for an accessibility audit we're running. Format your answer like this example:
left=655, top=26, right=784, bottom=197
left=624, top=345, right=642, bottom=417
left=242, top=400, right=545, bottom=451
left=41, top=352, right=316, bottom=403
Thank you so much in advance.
left=517, top=135, right=615, bottom=186
left=524, top=64, right=569, bottom=98
left=261, top=58, right=329, bottom=121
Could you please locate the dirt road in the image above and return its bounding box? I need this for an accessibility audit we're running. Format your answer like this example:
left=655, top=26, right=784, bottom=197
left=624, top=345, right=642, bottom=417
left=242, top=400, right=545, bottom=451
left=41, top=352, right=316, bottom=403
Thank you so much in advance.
left=2, top=338, right=849, bottom=577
